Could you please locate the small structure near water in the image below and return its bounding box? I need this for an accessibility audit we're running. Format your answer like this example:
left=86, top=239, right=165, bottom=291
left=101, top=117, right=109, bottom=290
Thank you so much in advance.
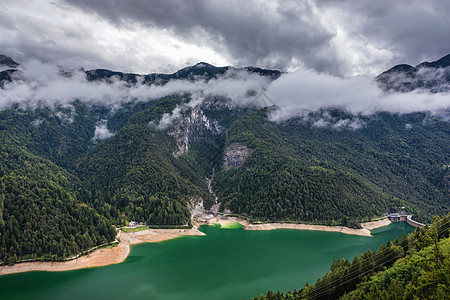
left=386, top=208, right=426, bottom=228
left=387, top=212, right=409, bottom=222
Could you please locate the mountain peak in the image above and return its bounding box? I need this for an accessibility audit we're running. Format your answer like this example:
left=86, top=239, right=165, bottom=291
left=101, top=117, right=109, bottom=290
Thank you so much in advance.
left=376, top=53, right=450, bottom=92
left=0, top=55, right=19, bottom=68
left=192, top=62, right=216, bottom=68
left=416, top=53, right=450, bottom=69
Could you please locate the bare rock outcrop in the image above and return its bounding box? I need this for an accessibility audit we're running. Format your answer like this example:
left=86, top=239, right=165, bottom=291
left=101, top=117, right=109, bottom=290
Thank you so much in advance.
left=223, top=143, right=252, bottom=170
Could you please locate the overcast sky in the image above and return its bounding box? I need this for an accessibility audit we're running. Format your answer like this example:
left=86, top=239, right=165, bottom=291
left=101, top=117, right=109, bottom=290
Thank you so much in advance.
left=1, top=0, right=449, bottom=75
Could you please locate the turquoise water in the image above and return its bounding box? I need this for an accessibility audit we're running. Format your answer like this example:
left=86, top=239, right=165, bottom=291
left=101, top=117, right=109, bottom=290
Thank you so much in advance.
left=0, top=222, right=413, bottom=300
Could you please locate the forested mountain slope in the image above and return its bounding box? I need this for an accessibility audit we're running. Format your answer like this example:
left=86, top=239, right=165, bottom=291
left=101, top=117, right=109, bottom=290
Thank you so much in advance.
left=0, top=141, right=116, bottom=263
left=214, top=110, right=449, bottom=224
left=77, top=96, right=217, bottom=225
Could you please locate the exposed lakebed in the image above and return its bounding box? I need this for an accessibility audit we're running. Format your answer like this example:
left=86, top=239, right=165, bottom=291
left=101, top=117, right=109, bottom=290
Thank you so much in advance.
left=0, top=222, right=413, bottom=300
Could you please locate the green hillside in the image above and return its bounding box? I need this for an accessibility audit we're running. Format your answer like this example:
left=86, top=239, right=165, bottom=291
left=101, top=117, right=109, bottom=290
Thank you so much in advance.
left=214, top=109, right=449, bottom=225
left=0, top=142, right=115, bottom=263
left=78, top=96, right=215, bottom=225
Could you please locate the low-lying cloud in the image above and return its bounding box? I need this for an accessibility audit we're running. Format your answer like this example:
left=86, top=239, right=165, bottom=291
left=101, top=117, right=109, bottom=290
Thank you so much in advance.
left=1, top=60, right=449, bottom=129
left=93, top=120, right=114, bottom=140
left=0, top=60, right=270, bottom=112
left=266, top=68, right=450, bottom=122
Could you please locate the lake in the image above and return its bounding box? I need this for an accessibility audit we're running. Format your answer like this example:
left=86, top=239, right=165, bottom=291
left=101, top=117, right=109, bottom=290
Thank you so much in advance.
left=0, top=222, right=413, bottom=300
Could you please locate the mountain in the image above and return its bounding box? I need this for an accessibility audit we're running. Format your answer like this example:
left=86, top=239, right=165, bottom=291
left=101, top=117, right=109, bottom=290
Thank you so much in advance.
left=0, top=55, right=449, bottom=263
left=376, top=53, right=450, bottom=92
left=213, top=109, right=449, bottom=225
left=0, top=59, right=281, bottom=87
left=0, top=55, right=18, bottom=68
left=0, top=131, right=116, bottom=263
left=85, top=62, right=281, bottom=85
left=417, top=53, right=450, bottom=69
left=0, top=55, right=18, bottom=86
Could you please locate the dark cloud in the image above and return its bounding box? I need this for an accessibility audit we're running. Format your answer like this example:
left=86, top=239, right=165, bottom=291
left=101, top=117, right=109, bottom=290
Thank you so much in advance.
left=0, top=2, right=111, bottom=69
left=1, top=1, right=450, bottom=76
left=317, top=0, right=450, bottom=67
left=63, top=0, right=450, bottom=75
left=0, top=59, right=271, bottom=111
left=62, top=0, right=337, bottom=72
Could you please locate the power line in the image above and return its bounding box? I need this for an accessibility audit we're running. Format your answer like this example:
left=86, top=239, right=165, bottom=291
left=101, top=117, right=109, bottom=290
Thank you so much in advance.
left=265, top=219, right=448, bottom=300
left=252, top=90, right=279, bottom=109
left=305, top=221, right=449, bottom=300
left=306, top=221, right=448, bottom=299
left=302, top=222, right=440, bottom=298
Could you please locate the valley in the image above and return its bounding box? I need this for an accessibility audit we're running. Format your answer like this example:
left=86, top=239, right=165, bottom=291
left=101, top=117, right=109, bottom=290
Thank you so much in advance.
left=0, top=52, right=449, bottom=299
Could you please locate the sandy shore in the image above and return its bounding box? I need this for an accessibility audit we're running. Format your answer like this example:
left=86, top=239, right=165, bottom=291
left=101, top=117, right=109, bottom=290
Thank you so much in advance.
left=0, top=217, right=391, bottom=276
left=0, top=227, right=204, bottom=276
left=361, top=218, right=391, bottom=230
left=244, top=222, right=372, bottom=236
left=207, top=216, right=392, bottom=237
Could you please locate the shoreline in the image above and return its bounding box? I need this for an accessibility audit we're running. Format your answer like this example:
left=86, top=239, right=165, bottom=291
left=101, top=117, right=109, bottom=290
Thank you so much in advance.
left=0, top=217, right=392, bottom=276
left=206, top=216, right=392, bottom=237
left=0, top=227, right=204, bottom=276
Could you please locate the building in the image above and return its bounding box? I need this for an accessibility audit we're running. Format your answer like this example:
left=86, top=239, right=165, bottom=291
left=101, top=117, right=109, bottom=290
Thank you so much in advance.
left=387, top=212, right=409, bottom=222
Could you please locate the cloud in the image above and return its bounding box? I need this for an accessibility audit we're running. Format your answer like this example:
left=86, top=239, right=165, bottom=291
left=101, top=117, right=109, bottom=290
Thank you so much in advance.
left=2, top=1, right=450, bottom=76
left=332, top=118, right=365, bottom=130
left=155, top=93, right=205, bottom=129
left=30, top=119, right=43, bottom=127
left=1, top=58, right=449, bottom=132
left=266, top=67, right=450, bottom=122
left=0, top=59, right=270, bottom=112
left=2, top=58, right=450, bottom=130
left=93, top=120, right=114, bottom=140
left=62, top=0, right=336, bottom=73
left=317, top=0, right=450, bottom=68
left=0, top=0, right=229, bottom=74
left=157, top=106, right=183, bottom=130
left=60, top=0, right=450, bottom=76
left=0, top=60, right=131, bottom=110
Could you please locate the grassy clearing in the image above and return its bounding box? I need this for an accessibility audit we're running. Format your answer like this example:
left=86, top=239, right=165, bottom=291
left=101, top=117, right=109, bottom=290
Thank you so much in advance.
left=121, top=226, right=150, bottom=233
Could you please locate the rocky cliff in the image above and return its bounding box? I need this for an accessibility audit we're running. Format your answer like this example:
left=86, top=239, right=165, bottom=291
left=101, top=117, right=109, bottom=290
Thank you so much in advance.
left=223, top=143, right=252, bottom=170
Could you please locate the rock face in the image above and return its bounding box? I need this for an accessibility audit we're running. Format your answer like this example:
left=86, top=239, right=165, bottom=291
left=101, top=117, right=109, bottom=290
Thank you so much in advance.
left=223, top=143, right=252, bottom=170
left=169, top=106, right=222, bottom=157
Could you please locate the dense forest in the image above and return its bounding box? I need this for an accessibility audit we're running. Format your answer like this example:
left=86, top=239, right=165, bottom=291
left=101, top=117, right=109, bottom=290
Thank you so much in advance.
left=78, top=96, right=215, bottom=225
left=214, top=109, right=449, bottom=225
left=254, top=213, right=450, bottom=299
left=0, top=142, right=116, bottom=263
